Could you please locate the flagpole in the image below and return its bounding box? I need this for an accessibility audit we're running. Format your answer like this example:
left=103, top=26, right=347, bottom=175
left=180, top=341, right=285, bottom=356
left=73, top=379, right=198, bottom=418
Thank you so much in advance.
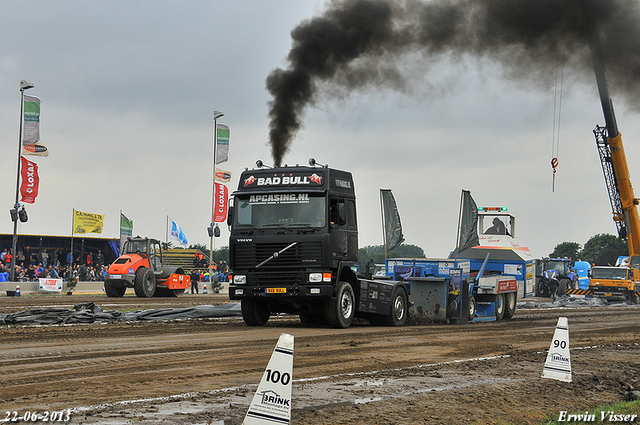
left=210, top=111, right=224, bottom=286
left=71, top=209, right=75, bottom=268
left=10, top=81, right=34, bottom=281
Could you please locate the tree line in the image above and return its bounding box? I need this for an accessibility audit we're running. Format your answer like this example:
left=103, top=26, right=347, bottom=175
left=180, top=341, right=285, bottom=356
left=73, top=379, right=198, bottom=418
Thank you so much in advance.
left=549, top=233, right=628, bottom=266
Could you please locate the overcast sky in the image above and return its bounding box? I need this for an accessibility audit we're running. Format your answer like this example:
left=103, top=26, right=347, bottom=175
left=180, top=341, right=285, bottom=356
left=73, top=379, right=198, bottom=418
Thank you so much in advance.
left=1, top=0, right=638, bottom=259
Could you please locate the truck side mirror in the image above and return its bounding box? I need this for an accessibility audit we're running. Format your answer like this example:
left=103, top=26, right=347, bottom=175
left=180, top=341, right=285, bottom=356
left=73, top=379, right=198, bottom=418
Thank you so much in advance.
left=227, top=206, right=233, bottom=227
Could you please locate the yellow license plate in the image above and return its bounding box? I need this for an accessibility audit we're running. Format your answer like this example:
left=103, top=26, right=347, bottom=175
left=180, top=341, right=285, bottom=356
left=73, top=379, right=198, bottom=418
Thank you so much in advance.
left=266, top=287, right=286, bottom=294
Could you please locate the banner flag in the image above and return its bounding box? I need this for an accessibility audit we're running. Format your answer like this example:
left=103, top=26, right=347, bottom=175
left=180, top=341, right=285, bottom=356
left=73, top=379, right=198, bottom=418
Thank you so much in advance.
left=215, top=167, right=232, bottom=183
left=457, top=190, right=480, bottom=253
left=22, top=143, right=49, bottom=157
left=120, top=213, right=133, bottom=253
left=380, top=189, right=404, bottom=252
left=73, top=209, right=104, bottom=234
left=169, top=217, right=188, bottom=246
left=20, top=156, right=40, bottom=204
left=215, top=123, right=230, bottom=164
left=22, top=94, right=40, bottom=144
left=213, top=183, right=229, bottom=223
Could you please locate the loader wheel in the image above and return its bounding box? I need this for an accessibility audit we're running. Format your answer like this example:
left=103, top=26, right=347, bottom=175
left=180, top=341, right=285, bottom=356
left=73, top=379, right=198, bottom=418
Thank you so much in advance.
left=134, top=268, right=156, bottom=298
left=504, top=292, right=516, bottom=319
left=325, top=281, right=355, bottom=328
left=468, top=295, right=477, bottom=321
left=494, top=293, right=505, bottom=321
left=104, top=280, right=125, bottom=298
left=241, top=299, right=270, bottom=326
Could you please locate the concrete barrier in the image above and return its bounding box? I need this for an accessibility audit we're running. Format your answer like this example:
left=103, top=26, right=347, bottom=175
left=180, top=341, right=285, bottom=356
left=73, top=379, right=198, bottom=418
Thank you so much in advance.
left=1, top=281, right=230, bottom=296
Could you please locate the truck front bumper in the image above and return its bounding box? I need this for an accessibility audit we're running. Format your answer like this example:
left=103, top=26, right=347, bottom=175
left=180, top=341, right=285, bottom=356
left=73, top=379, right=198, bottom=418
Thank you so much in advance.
left=229, top=283, right=333, bottom=300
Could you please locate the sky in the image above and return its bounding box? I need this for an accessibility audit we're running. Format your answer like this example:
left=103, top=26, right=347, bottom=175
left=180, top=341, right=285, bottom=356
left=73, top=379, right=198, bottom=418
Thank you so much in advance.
left=0, top=0, right=638, bottom=259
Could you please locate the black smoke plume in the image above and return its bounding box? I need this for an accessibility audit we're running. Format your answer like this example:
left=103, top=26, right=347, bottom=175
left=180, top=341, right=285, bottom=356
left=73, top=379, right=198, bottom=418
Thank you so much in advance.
left=266, top=0, right=640, bottom=166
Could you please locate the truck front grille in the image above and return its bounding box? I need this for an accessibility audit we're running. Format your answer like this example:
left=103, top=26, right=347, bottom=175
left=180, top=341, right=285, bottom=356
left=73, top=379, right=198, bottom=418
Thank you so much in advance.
left=233, top=242, right=322, bottom=270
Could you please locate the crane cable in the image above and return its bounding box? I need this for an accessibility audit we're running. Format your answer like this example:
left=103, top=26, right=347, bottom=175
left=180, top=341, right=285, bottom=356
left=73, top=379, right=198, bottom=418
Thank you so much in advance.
left=551, top=43, right=565, bottom=192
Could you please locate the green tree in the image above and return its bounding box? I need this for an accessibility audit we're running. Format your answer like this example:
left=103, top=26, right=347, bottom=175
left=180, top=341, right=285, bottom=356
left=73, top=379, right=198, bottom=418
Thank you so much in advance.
left=549, top=242, right=581, bottom=262
left=579, top=234, right=627, bottom=265
left=357, top=244, right=425, bottom=272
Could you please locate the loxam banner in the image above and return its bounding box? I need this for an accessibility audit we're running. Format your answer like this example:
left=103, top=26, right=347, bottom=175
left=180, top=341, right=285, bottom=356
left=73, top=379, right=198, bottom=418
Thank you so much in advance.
left=73, top=209, right=104, bottom=234
left=19, top=156, right=39, bottom=204
left=213, top=183, right=228, bottom=222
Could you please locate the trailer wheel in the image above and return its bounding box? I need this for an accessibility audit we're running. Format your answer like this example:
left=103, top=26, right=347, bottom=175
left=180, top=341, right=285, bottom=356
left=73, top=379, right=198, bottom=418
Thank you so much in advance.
left=104, top=280, right=125, bottom=298
left=468, top=295, right=476, bottom=321
left=134, top=268, right=156, bottom=298
left=325, top=281, right=355, bottom=328
left=494, top=293, right=505, bottom=321
left=241, top=299, right=270, bottom=326
left=504, top=292, right=516, bottom=319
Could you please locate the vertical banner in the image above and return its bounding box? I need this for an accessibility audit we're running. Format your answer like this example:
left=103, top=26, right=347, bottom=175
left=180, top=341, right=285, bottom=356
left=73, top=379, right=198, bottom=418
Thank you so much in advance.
left=213, top=183, right=229, bottom=222
left=215, top=124, right=230, bottom=164
left=22, top=94, right=40, bottom=143
left=20, top=156, right=40, bottom=204
left=457, top=190, right=480, bottom=253
left=380, top=189, right=404, bottom=252
left=120, top=213, right=133, bottom=254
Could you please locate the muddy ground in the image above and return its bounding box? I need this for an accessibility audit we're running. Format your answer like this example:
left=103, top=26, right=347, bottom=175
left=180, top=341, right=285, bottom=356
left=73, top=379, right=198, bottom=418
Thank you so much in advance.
left=0, top=294, right=639, bottom=424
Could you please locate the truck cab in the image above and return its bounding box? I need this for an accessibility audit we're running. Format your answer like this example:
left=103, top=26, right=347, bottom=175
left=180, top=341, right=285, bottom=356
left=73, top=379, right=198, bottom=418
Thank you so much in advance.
left=590, top=258, right=640, bottom=303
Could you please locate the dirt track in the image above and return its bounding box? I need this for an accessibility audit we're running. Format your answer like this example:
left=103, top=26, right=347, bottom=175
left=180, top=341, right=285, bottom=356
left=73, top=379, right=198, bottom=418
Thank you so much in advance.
left=1, top=294, right=639, bottom=424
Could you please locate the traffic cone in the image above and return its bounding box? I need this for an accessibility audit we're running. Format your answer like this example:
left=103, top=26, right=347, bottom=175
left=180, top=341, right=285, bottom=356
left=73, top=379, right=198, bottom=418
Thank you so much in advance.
left=14, top=285, right=21, bottom=297
left=203, top=284, right=208, bottom=295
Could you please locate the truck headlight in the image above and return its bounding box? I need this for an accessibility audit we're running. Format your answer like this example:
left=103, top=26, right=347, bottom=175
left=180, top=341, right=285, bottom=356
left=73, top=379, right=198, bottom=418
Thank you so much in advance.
left=309, top=273, right=322, bottom=283
left=234, top=275, right=246, bottom=284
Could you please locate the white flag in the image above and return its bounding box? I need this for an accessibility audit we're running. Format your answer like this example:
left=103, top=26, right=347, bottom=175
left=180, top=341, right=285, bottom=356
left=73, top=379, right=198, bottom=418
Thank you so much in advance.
left=168, top=217, right=188, bottom=247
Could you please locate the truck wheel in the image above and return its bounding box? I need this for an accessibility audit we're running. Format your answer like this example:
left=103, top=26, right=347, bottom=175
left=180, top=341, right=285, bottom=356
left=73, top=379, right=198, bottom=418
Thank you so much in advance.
left=325, top=281, right=355, bottom=328
left=468, top=295, right=476, bottom=321
left=504, top=292, right=516, bottom=319
left=494, top=293, right=505, bottom=321
left=384, top=286, right=408, bottom=327
left=104, top=280, right=125, bottom=297
left=630, top=292, right=640, bottom=305
left=134, top=268, right=156, bottom=298
left=558, top=279, right=570, bottom=297
left=241, top=299, right=270, bottom=326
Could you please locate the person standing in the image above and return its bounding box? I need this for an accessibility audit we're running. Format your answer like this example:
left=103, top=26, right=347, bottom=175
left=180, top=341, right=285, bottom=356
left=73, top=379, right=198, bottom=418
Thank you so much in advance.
left=190, top=269, right=200, bottom=294
left=96, top=250, right=104, bottom=269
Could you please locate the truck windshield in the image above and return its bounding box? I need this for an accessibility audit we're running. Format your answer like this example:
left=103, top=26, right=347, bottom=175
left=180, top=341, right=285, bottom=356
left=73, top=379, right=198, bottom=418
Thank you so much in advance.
left=234, top=193, right=326, bottom=229
left=591, top=267, right=628, bottom=280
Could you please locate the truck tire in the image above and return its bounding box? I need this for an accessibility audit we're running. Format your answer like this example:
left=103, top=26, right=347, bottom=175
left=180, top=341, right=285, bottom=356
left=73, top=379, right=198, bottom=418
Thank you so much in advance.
left=241, top=299, right=270, bottom=326
left=468, top=295, right=476, bottom=321
left=383, top=286, right=408, bottom=327
left=504, top=292, right=516, bottom=319
left=104, top=280, right=126, bottom=297
left=134, top=268, right=156, bottom=298
left=494, top=293, right=505, bottom=321
left=325, top=281, right=355, bottom=328
left=630, top=292, right=640, bottom=305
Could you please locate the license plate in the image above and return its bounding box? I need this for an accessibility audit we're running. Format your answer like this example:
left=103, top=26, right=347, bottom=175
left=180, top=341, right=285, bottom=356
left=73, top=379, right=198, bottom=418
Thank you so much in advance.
left=266, top=287, right=286, bottom=294
left=110, top=275, right=121, bottom=279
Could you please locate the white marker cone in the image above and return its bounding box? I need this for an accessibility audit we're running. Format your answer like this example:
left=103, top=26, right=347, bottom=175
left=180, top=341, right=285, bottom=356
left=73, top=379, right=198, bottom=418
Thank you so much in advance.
left=542, top=317, right=572, bottom=382
left=244, top=333, right=294, bottom=425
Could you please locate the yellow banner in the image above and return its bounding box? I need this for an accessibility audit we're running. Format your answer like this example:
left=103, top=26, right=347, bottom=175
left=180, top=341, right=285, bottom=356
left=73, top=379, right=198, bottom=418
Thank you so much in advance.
left=73, top=209, right=104, bottom=234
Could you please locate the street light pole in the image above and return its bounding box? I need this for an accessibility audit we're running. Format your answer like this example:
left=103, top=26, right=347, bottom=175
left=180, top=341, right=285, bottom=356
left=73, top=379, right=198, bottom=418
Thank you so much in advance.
left=10, top=80, right=34, bottom=282
left=209, top=110, right=224, bottom=286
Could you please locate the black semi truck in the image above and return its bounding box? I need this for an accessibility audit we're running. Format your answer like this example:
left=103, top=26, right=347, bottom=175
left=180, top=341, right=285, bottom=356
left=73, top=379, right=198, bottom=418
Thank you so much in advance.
left=227, top=159, right=409, bottom=328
